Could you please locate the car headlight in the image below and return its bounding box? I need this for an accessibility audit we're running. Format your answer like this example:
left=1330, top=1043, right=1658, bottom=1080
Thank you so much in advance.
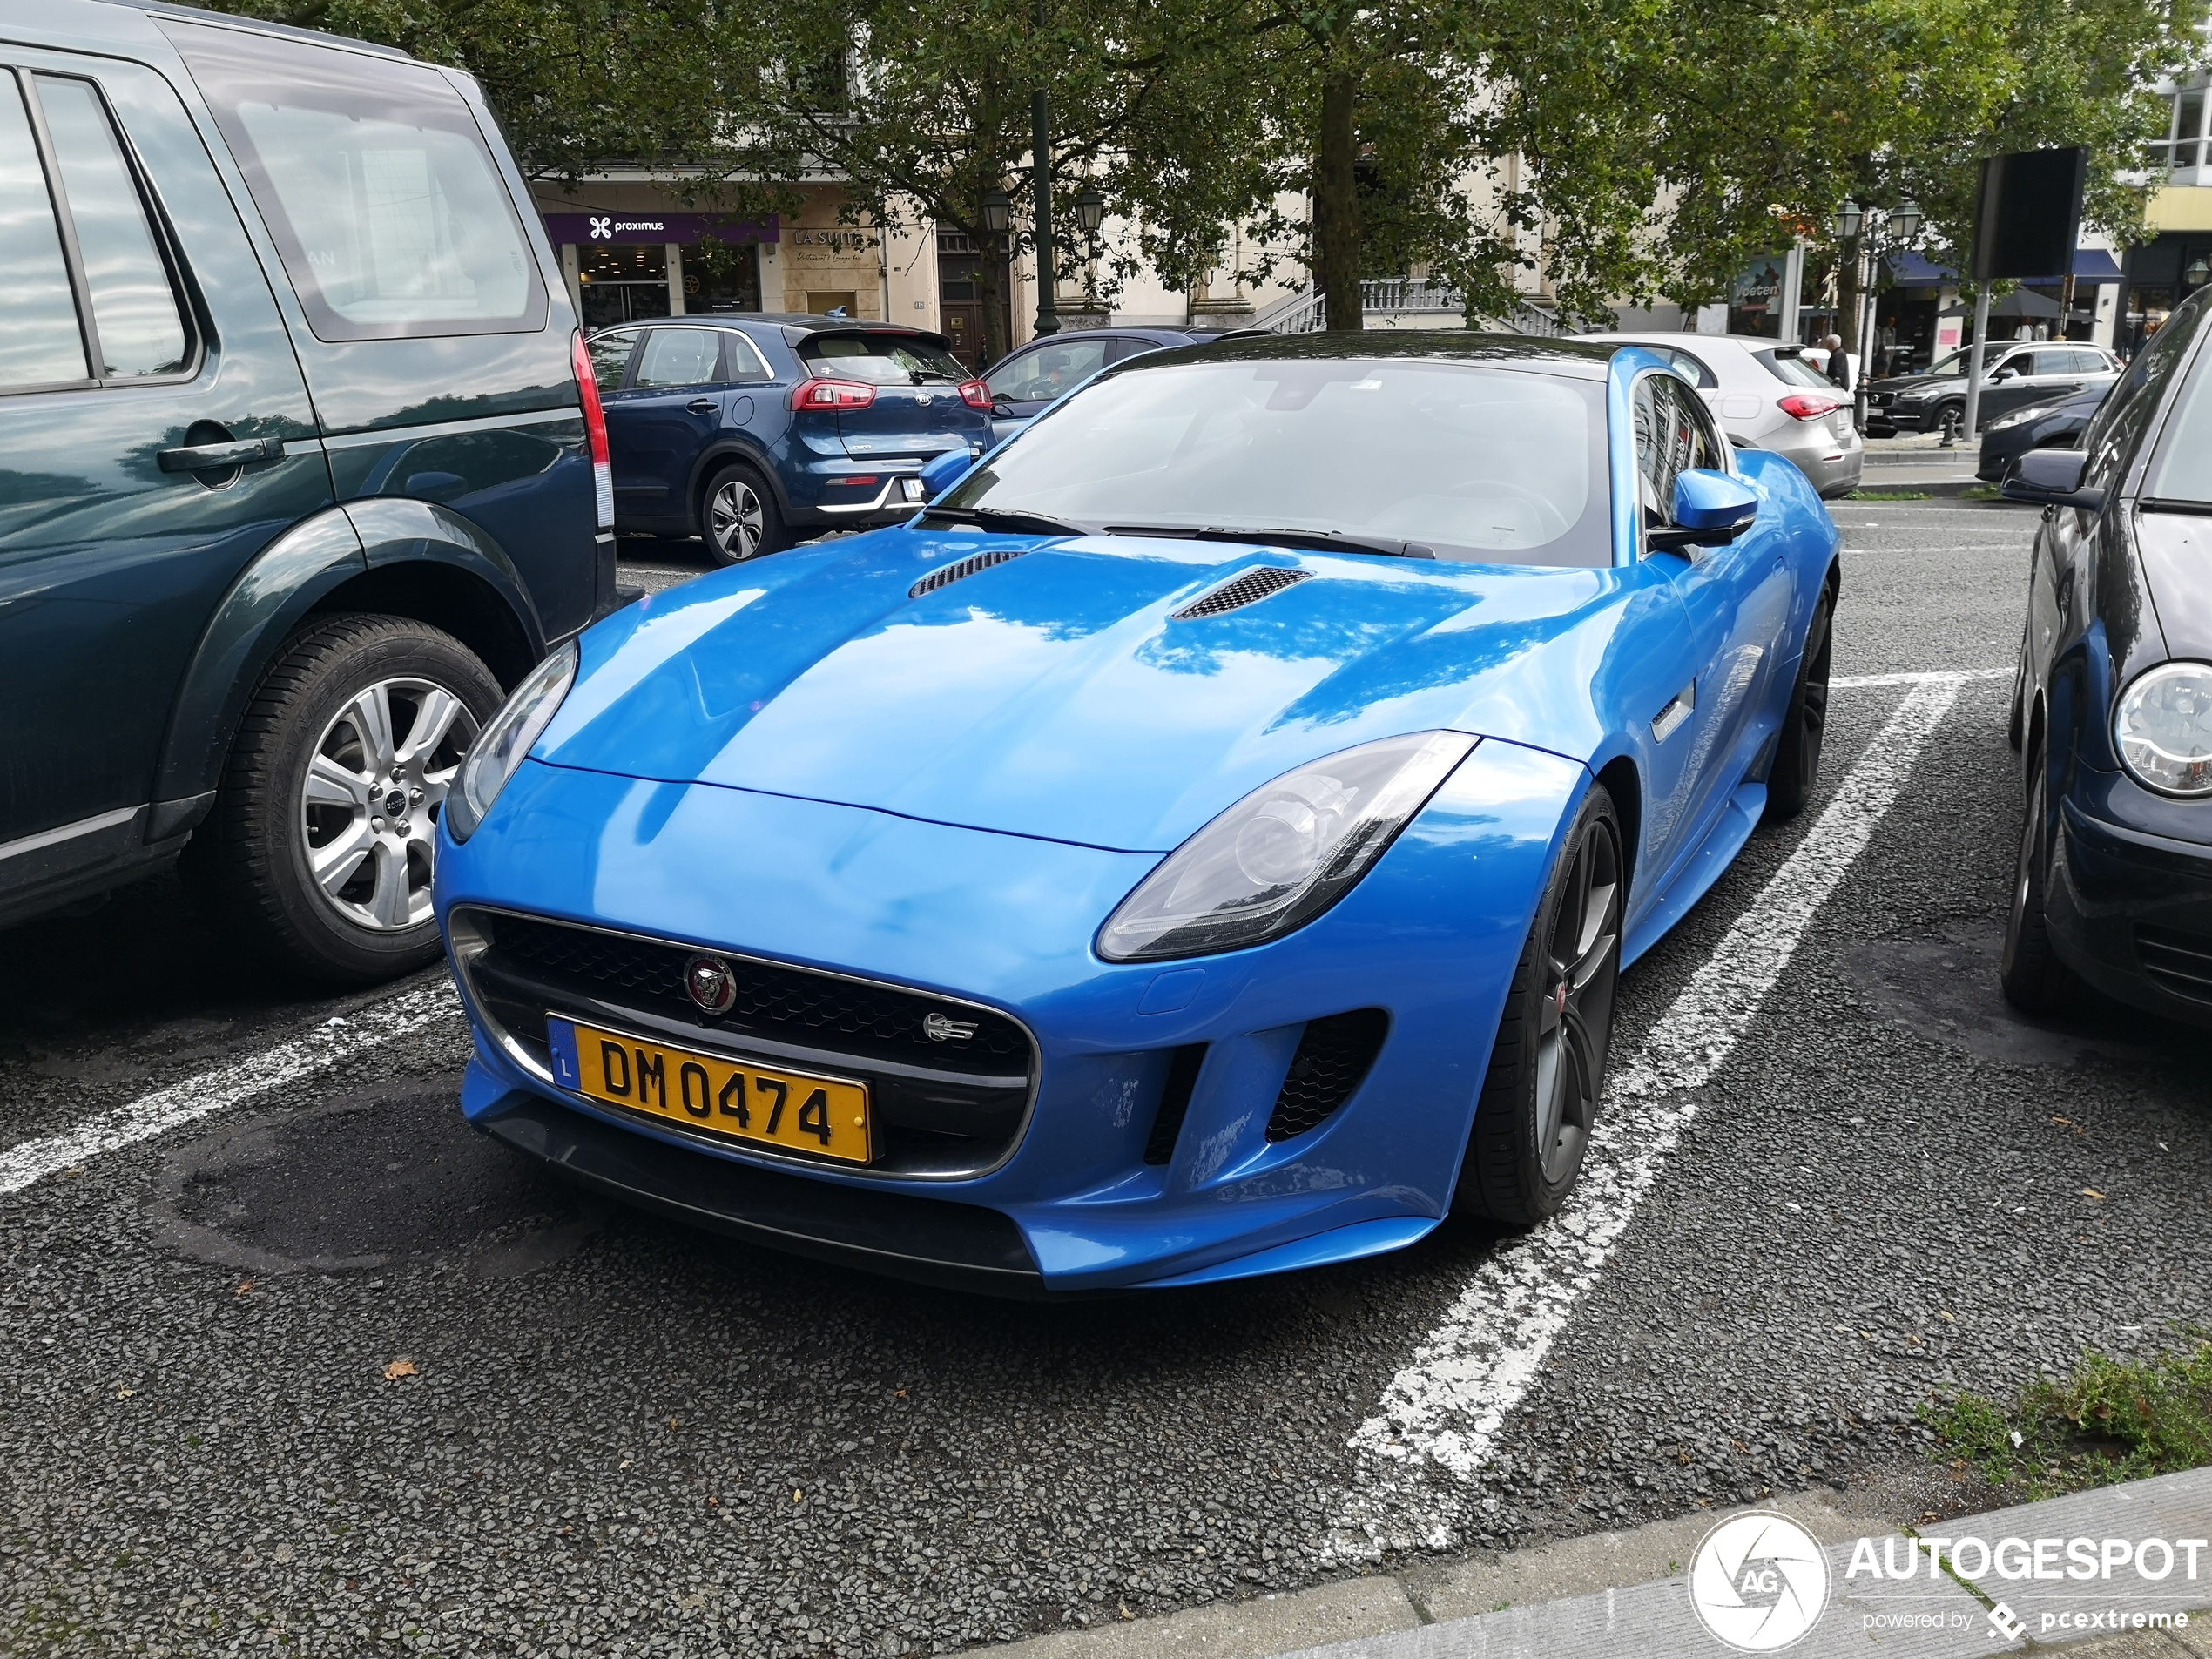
left=2114, top=662, right=2212, bottom=798
left=444, top=640, right=578, bottom=843
left=1987, top=403, right=2057, bottom=432
left=1096, top=732, right=1476, bottom=961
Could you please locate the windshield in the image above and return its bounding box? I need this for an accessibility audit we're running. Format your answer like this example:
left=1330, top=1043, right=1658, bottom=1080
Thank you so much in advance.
left=2145, top=343, right=2212, bottom=502
left=800, top=332, right=967, bottom=384
left=1924, top=344, right=2012, bottom=378
left=941, top=357, right=1612, bottom=567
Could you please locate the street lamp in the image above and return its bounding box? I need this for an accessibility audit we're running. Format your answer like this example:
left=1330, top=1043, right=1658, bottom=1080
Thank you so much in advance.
left=1076, top=185, right=1106, bottom=237
left=1831, top=199, right=1864, bottom=241
left=1891, top=199, right=1922, bottom=243
left=981, top=188, right=1012, bottom=236
left=2188, top=255, right=2210, bottom=291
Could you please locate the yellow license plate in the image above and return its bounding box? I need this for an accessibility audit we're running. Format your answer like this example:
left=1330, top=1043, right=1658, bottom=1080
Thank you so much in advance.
left=548, top=1016, right=873, bottom=1164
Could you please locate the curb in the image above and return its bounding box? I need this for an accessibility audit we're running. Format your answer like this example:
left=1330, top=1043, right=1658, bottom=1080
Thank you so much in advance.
left=982, top=1469, right=2212, bottom=1659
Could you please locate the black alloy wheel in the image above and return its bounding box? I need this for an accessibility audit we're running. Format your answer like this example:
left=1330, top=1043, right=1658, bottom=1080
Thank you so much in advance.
left=2000, top=738, right=2079, bottom=1015
left=1764, top=584, right=1833, bottom=821
left=702, top=463, right=789, bottom=566
left=1457, top=786, right=1623, bottom=1225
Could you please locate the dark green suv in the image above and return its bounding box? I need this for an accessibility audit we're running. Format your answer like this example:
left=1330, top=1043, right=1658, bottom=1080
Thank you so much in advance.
left=0, top=0, right=615, bottom=981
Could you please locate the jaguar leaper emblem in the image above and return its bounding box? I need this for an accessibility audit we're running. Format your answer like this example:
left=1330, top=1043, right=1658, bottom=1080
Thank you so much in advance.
left=923, top=1012, right=977, bottom=1042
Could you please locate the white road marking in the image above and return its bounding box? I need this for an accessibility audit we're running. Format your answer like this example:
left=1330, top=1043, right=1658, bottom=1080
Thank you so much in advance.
left=0, top=980, right=459, bottom=1197
left=1331, top=672, right=1970, bottom=1558
left=1833, top=668, right=2006, bottom=687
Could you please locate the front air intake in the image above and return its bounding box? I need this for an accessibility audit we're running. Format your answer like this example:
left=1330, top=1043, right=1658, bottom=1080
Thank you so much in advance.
left=1265, top=1008, right=1388, bottom=1142
left=911, top=547, right=1029, bottom=598
left=1171, top=566, right=1311, bottom=620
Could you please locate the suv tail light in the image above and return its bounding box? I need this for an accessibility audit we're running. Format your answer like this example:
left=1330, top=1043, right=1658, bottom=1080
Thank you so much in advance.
left=959, top=379, right=992, bottom=410
left=572, top=331, right=613, bottom=529
left=1778, top=392, right=1845, bottom=421
left=791, top=378, right=878, bottom=411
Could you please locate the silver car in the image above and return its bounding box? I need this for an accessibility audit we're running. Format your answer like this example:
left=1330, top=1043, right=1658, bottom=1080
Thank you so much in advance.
left=1580, top=332, right=1865, bottom=498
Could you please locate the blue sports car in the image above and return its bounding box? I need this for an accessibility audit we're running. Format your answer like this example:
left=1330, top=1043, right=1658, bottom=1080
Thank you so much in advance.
left=435, top=334, right=1841, bottom=1295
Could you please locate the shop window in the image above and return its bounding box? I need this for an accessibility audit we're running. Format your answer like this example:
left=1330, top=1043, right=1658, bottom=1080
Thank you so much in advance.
left=577, top=243, right=670, bottom=330
left=683, top=241, right=761, bottom=313
left=806, top=290, right=858, bottom=316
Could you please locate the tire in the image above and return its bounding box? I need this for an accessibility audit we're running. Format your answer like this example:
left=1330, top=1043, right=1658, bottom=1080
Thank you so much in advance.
left=1764, top=583, right=1833, bottom=822
left=1999, top=737, right=2079, bottom=1015
left=185, top=615, right=502, bottom=984
left=2006, top=624, right=2028, bottom=752
left=1455, top=785, right=1623, bottom=1225
left=700, top=463, right=790, bottom=565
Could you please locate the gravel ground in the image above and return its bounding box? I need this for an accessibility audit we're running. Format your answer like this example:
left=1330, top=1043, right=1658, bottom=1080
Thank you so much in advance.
left=3, top=500, right=2206, bottom=1658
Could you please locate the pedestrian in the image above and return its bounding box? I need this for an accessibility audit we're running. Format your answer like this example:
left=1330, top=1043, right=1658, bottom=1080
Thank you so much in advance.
left=1823, top=334, right=1852, bottom=392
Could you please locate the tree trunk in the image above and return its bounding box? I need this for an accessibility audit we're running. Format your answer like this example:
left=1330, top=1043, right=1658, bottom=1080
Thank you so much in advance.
left=1837, top=251, right=1861, bottom=355
left=1316, top=68, right=1361, bottom=332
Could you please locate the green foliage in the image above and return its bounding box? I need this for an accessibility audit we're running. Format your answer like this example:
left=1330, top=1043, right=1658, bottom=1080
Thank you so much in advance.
left=1926, top=1339, right=2212, bottom=1501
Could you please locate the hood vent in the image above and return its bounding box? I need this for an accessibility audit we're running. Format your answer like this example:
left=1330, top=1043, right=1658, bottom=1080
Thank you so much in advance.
left=1172, top=566, right=1311, bottom=620
left=910, top=547, right=1029, bottom=598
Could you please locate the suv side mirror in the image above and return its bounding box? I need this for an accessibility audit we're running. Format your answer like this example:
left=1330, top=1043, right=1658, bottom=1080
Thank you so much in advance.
left=1648, top=468, right=1759, bottom=551
left=916, top=448, right=975, bottom=502
left=1990, top=366, right=2017, bottom=381
left=2001, top=446, right=2104, bottom=511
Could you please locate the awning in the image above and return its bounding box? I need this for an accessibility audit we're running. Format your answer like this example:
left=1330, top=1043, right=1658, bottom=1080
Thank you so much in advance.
left=1886, top=251, right=1959, bottom=284
left=2021, top=247, right=2122, bottom=285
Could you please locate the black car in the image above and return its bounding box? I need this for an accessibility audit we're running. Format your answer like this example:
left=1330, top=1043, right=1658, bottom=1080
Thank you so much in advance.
left=1867, top=341, right=2118, bottom=435
left=1975, top=384, right=2108, bottom=482
left=2000, top=289, right=2212, bottom=1024
left=0, top=0, right=609, bottom=981
left=981, top=327, right=1256, bottom=444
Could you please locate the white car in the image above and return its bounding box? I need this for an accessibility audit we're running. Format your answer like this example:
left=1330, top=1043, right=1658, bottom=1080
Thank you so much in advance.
left=1579, top=333, right=1865, bottom=498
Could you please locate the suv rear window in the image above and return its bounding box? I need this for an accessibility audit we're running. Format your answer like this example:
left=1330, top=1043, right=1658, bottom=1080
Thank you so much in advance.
left=165, top=22, right=545, bottom=341
left=799, top=331, right=967, bottom=384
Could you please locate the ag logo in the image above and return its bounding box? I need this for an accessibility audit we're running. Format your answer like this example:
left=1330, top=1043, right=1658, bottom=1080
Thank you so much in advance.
left=589, top=215, right=612, bottom=239
left=1689, top=1512, right=1830, bottom=1651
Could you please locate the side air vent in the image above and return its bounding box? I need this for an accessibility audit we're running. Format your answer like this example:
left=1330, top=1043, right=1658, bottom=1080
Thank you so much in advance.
left=2136, top=925, right=2212, bottom=1005
left=1144, top=1044, right=1208, bottom=1165
left=911, top=547, right=1029, bottom=598
left=1265, top=1008, right=1388, bottom=1142
left=1171, top=566, right=1311, bottom=620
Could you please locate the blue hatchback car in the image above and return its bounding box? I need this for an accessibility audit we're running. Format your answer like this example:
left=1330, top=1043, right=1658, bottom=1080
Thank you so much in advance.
left=586, top=316, right=994, bottom=564
left=437, top=334, right=1841, bottom=1295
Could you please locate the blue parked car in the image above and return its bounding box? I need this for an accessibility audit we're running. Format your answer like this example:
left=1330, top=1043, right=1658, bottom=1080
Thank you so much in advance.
left=981, top=327, right=1256, bottom=444
left=586, top=317, right=994, bottom=564
left=435, top=333, right=1841, bottom=1295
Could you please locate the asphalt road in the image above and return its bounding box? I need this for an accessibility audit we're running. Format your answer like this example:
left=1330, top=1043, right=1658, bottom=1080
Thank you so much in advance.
left=3, top=502, right=2207, bottom=1658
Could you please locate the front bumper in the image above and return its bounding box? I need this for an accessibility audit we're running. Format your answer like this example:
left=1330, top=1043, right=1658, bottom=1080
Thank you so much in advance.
left=435, top=742, right=1586, bottom=1292
left=2046, top=765, right=2212, bottom=1027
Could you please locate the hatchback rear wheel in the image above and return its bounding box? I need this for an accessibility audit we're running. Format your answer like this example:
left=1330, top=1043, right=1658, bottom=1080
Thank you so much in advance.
left=702, top=463, right=789, bottom=565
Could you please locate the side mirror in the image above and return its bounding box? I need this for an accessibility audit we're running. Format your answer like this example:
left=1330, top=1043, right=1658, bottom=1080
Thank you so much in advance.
left=1649, top=468, right=1759, bottom=551
left=916, top=448, right=975, bottom=502
left=2000, top=446, right=2104, bottom=511
left=1989, top=367, right=2016, bottom=381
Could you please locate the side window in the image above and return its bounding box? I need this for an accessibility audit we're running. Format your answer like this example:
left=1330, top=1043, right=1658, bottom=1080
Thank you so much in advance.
left=585, top=328, right=638, bottom=392
left=1665, top=348, right=1718, bottom=389
left=631, top=327, right=723, bottom=388
left=1676, top=381, right=1727, bottom=470
left=2084, top=293, right=2207, bottom=489
left=988, top=339, right=1109, bottom=402
left=34, top=76, right=190, bottom=377
left=2068, top=348, right=2109, bottom=375
left=166, top=21, right=545, bottom=341
left=722, top=330, right=771, bottom=381
left=1633, top=376, right=1673, bottom=532
left=0, top=72, right=91, bottom=388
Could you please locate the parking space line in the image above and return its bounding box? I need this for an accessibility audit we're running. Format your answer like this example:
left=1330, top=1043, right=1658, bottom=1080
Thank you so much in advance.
left=0, top=981, right=458, bottom=1197
left=1332, top=673, right=1973, bottom=1558
left=1832, top=668, right=2006, bottom=687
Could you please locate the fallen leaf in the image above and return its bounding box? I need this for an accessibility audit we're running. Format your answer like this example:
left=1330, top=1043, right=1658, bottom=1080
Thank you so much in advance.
left=894, top=1388, right=907, bottom=1399
left=667, top=1416, right=682, bottom=1431
left=235, top=1279, right=254, bottom=1297
left=115, top=1385, right=136, bottom=1399
left=792, top=1488, right=804, bottom=1503
left=2080, top=1188, right=2106, bottom=1201
left=383, top=1358, right=419, bottom=1381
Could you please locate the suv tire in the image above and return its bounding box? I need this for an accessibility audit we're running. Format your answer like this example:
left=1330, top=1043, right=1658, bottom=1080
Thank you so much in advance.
left=702, top=462, right=791, bottom=564
left=186, top=614, right=502, bottom=984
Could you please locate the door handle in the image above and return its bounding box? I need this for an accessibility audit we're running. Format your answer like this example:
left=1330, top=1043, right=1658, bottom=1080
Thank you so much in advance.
left=158, top=435, right=284, bottom=473
left=686, top=398, right=717, bottom=414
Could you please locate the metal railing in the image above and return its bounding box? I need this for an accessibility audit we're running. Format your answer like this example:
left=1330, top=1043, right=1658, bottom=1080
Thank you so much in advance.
left=1255, top=280, right=1569, bottom=337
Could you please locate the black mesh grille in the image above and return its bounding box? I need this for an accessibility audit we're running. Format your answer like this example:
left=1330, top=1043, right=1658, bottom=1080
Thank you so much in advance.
left=1171, top=567, right=1310, bottom=620
left=2137, top=925, right=2212, bottom=1005
left=1143, top=1045, right=1207, bottom=1165
left=474, top=911, right=1030, bottom=1073
left=1265, top=1009, right=1388, bottom=1142
left=910, top=547, right=1029, bottom=597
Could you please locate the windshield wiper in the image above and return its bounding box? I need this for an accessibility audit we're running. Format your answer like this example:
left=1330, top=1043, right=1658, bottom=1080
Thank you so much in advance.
left=1104, top=523, right=1429, bottom=559
left=921, top=504, right=1089, bottom=537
